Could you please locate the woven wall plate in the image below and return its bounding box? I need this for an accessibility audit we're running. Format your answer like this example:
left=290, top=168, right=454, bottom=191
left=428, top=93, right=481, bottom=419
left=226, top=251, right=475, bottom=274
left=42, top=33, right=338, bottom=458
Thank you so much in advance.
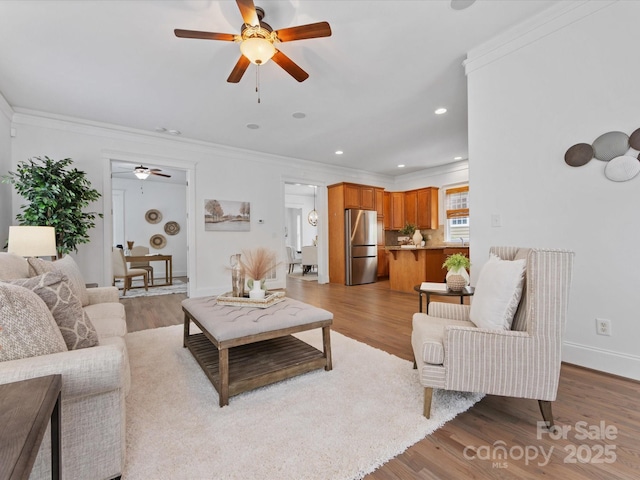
left=592, top=131, right=629, bottom=161
left=145, top=209, right=162, bottom=224
left=564, top=143, right=593, bottom=167
left=604, top=155, right=640, bottom=182
left=164, top=221, right=180, bottom=235
left=150, top=234, right=167, bottom=249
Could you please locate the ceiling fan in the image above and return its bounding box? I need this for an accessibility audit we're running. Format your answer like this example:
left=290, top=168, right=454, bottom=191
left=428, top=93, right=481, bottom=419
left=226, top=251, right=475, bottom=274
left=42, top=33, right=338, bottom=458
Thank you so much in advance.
left=134, top=166, right=171, bottom=180
left=174, top=0, right=332, bottom=83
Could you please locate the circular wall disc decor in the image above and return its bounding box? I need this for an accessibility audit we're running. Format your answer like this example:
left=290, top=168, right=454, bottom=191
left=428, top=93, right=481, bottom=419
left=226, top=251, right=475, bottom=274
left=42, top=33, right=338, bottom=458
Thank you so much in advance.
left=164, top=221, right=180, bottom=235
left=592, top=131, right=629, bottom=161
left=604, top=155, right=640, bottom=182
left=629, top=128, right=640, bottom=150
left=564, top=143, right=594, bottom=167
left=150, top=234, right=167, bottom=249
left=145, top=209, right=162, bottom=224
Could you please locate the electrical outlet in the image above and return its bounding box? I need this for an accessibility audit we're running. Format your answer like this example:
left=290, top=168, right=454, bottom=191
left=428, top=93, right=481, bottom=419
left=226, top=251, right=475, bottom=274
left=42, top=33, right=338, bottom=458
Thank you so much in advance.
left=596, top=318, right=612, bottom=336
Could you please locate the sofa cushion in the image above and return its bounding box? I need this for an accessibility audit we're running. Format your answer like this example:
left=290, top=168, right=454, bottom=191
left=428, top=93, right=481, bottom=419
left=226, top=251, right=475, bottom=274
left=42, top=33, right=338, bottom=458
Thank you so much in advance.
left=0, top=252, right=30, bottom=280
left=469, top=253, right=526, bottom=330
left=8, top=272, right=99, bottom=350
left=85, top=303, right=127, bottom=339
left=411, top=313, right=476, bottom=365
left=29, top=255, right=90, bottom=306
left=0, top=283, right=68, bottom=361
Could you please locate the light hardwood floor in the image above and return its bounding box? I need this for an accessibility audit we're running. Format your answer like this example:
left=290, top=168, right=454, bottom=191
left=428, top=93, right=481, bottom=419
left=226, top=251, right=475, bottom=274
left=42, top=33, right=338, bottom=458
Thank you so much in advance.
left=120, top=277, right=640, bottom=479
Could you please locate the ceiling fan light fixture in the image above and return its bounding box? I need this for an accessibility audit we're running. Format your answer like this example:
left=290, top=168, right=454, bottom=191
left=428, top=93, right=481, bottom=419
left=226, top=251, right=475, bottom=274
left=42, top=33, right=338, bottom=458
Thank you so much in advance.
left=134, top=170, right=150, bottom=180
left=240, top=37, right=276, bottom=65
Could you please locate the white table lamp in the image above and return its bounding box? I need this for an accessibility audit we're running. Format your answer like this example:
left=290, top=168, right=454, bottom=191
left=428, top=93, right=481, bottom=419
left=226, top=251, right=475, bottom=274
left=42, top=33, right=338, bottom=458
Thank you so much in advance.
left=8, top=226, right=57, bottom=258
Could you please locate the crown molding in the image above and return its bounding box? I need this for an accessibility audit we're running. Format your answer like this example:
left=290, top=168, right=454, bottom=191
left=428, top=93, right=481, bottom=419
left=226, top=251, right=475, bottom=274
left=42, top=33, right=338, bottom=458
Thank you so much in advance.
left=464, top=0, right=617, bottom=75
left=10, top=107, right=393, bottom=186
left=0, top=92, right=13, bottom=121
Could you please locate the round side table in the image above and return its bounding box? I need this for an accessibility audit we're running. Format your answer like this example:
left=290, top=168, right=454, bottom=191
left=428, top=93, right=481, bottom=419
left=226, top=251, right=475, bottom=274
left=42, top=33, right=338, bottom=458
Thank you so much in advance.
left=414, top=284, right=475, bottom=314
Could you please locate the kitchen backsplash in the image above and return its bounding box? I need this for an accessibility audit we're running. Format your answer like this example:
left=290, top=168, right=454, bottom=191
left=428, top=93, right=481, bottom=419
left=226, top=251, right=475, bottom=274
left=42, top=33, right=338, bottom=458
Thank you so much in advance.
left=384, top=225, right=444, bottom=246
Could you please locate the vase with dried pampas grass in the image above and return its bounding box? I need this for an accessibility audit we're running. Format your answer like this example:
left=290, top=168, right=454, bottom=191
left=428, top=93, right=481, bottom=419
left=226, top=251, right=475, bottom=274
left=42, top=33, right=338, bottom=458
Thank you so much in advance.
left=240, top=247, right=281, bottom=299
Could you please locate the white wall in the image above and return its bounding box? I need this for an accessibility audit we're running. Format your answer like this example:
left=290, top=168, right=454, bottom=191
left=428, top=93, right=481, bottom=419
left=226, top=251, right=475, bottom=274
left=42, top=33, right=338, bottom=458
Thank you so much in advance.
left=112, top=177, right=187, bottom=277
left=466, top=1, right=640, bottom=379
left=0, top=93, right=13, bottom=247
left=7, top=111, right=390, bottom=293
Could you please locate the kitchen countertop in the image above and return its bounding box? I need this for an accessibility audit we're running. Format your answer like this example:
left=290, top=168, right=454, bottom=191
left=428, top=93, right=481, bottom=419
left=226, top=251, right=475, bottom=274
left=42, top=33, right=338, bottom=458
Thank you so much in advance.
left=385, top=245, right=469, bottom=250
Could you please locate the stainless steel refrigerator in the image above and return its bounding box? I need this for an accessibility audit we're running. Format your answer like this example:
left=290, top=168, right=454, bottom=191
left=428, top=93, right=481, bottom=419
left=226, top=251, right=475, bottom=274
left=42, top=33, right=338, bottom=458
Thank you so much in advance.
left=345, top=209, right=378, bottom=285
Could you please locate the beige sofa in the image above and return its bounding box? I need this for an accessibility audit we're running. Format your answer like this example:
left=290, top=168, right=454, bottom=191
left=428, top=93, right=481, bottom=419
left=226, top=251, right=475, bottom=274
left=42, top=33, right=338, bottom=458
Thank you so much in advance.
left=0, top=252, right=129, bottom=480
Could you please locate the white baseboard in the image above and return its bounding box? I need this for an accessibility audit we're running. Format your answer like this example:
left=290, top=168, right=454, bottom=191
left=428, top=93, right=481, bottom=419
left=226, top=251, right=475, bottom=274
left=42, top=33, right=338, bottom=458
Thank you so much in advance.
left=563, top=341, right=640, bottom=381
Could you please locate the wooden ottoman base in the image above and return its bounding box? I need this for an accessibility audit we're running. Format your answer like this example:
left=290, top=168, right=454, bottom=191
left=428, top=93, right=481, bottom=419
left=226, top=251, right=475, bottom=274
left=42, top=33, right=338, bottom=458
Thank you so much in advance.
left=182, top=297, right=333, bottom=407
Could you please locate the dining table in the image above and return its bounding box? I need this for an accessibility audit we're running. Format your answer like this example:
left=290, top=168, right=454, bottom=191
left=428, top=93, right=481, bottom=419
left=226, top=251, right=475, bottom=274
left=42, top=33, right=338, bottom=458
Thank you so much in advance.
left=125, top=254, right=173, bottom=285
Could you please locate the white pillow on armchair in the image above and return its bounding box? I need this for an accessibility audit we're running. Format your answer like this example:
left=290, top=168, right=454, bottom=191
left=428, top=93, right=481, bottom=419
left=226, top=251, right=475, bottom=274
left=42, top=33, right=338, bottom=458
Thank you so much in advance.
left=469, top=253, right=526, bottom=330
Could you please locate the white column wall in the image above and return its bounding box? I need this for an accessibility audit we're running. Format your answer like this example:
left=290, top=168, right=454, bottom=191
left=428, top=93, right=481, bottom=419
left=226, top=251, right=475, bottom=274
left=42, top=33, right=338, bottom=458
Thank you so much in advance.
left=466, top=1, right=640, bottom=379
left=0, top=94, right=12, bottom=247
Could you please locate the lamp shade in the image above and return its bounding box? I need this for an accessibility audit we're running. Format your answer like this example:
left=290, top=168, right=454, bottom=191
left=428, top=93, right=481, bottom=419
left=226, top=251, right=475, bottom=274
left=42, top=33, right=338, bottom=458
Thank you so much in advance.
left=8, top=226, right=57, bottom=257
left=240, top=37, right=276, bottom=65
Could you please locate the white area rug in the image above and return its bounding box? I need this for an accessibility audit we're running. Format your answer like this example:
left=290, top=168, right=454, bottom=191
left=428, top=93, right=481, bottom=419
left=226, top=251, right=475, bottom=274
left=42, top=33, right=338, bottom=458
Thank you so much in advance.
left=116, top=279, right=187, bottom=298
left=123, top=325, right=482, bottom=479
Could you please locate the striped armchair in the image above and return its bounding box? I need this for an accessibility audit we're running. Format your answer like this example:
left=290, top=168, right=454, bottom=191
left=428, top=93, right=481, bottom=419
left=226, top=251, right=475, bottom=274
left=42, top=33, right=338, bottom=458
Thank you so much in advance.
left=411, top=247, right=574, bottom=427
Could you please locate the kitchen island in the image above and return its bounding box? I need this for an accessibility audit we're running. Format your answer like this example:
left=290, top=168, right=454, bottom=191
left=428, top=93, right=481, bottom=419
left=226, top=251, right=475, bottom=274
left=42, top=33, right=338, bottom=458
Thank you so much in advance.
left=386, top=246, right=469, bottom=293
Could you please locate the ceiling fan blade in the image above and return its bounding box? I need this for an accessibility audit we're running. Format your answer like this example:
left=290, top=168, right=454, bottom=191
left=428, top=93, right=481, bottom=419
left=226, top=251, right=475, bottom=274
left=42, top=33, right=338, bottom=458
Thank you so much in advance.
left=236, top=0, right=259, bottom=27
left=151, top=172, right=171, bottom=178
left=149, top=168, right=162, bottom=172
left=174, top=29, right=236, bottom=41
left=227, top=55, right=251, bottom=83
left=275, top=22, right=332, bottom=42
left=271, top=50, right=309, bottom=82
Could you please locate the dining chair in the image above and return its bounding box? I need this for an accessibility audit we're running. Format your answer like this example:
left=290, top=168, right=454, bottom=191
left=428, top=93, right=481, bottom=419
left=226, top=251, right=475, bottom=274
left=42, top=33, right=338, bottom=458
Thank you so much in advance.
left=112, top=248, right=148, bottom=296
left=286, top=246, right=301, bottom=274
left=129, top=245, right=154, bottom=285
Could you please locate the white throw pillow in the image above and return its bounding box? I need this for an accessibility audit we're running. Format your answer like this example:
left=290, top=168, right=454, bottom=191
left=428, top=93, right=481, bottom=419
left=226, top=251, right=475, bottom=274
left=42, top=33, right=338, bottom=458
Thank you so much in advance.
left=469, top=253, right=526, bottom=330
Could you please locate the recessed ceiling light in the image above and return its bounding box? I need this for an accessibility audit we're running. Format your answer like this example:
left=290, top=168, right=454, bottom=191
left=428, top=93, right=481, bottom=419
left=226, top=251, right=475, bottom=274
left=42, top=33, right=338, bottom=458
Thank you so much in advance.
left=292, top=112, right=306, bottom=119
left=398, top=164, right=405, bottom=168
left=434, top=108, right=447, bottom=115
left=246, top=124, right=260, bottom=130
left=454, top=156, right=462, bottom=160
left=335, top=150, right=343, bottom=155
left=168, top=129, right=181, bottom=136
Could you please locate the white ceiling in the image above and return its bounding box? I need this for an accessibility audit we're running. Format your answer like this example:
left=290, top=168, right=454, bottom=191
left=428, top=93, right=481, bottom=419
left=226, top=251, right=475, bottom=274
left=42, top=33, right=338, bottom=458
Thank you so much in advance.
left=0, top=0, right=556, bottom=177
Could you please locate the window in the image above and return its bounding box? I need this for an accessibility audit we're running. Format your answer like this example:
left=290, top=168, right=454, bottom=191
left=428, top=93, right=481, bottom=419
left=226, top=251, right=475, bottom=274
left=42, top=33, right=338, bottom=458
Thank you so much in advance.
left=445, top=185, right=469, bottom=242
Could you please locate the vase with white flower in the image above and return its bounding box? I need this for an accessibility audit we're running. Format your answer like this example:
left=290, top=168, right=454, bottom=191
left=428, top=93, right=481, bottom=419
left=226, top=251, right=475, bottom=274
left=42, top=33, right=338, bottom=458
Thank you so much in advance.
left=240, top=247, right=280, bottom=299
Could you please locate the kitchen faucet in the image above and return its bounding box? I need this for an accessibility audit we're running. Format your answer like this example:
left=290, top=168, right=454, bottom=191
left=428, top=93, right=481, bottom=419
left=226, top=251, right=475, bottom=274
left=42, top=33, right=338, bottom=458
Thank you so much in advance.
left=459, top=237, right=465, bottom=246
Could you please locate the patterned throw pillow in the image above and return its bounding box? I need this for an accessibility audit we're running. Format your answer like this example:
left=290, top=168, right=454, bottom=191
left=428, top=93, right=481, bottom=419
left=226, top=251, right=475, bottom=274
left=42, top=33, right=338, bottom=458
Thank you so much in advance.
left=28, top=255, right=90, bottom=306
left=8, top=272, right=99, bottom=350
left=0, top=283, right=67, bottom=361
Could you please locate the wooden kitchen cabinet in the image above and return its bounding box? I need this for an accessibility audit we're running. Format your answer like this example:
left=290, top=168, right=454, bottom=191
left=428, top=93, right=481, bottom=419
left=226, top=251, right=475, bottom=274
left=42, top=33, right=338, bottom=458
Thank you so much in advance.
left=375, top=188, right=384, bottom=218
left=404, top=190, right=417, bottom=227
left=389, top=192, right=405, bottom=230
left=340, top=183, right=377, bottom=211
left=383, top=192, right=391, bottom=229
left=416, top=187, right=439, bottom=230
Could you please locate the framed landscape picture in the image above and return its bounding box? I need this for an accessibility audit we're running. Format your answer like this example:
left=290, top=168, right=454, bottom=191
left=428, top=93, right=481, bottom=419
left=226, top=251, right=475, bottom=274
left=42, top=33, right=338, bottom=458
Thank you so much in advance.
left=204, top=199, right=250, bottom=231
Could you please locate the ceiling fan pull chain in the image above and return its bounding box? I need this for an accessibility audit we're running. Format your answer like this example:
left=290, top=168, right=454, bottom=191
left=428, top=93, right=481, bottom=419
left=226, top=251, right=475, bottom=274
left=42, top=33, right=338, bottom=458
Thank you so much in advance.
left=256, top=64, right=261, bottom=104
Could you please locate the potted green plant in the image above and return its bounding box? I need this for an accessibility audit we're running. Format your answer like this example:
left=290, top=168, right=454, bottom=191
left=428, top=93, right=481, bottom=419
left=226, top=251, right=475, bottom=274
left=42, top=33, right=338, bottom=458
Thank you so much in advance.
left=2, top=156, right=102, bottom=257
left=442, top=253, right=471, bottom=291
left=399, top=222, right=416, bottom=236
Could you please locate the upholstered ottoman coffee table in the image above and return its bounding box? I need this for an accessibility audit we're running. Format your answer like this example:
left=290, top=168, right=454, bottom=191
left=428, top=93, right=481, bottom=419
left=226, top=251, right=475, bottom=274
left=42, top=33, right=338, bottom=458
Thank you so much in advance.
left=182, top=295, right=333, bottom=407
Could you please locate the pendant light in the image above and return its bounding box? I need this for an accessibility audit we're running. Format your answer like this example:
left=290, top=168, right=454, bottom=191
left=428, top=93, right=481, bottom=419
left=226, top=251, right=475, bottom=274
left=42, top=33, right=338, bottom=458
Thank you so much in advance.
left=308, top=186, right=318, bottom=226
